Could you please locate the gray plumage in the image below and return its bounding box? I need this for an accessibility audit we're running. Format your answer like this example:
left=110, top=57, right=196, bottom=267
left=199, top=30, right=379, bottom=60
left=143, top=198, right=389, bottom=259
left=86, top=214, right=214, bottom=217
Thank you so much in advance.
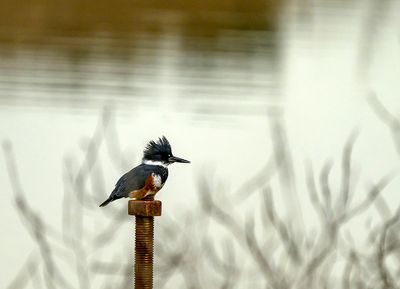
left=99, top=164, right=168, bottom=207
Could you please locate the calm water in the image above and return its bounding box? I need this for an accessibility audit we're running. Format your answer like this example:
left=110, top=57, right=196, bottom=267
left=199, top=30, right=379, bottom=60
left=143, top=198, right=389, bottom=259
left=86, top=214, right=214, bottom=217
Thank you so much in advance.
left=1, top=1, right=400, bottom=288
left=0, top=31, right=278, bottom=115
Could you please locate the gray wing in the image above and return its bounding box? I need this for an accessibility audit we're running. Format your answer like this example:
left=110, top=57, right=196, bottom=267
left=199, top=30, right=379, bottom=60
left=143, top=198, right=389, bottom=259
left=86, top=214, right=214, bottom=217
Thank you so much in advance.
left=112, top=164, right=153, bottom=198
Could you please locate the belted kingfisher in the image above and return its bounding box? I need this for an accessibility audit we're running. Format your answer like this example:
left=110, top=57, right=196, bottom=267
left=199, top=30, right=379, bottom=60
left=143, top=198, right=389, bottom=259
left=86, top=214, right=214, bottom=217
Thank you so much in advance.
left=99, top=136, right=190, bottom=207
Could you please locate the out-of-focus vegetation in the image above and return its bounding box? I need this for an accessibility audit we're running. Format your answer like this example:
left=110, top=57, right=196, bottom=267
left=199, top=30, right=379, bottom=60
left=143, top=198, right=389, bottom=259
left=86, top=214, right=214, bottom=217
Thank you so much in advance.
left=0, top=0, right=281, bottom=43
left=3, top=97, right=400, bottom=288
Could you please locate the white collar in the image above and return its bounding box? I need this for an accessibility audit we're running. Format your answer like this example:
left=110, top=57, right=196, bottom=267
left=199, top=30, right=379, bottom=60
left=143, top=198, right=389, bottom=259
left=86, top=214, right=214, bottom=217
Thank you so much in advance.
left=143, top=160, right=168, bottom=168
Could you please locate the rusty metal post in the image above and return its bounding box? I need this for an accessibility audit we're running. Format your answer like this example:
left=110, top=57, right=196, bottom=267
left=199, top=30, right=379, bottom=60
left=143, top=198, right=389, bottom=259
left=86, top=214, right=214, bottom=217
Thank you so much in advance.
left=128, top=200, right=162, bottom=289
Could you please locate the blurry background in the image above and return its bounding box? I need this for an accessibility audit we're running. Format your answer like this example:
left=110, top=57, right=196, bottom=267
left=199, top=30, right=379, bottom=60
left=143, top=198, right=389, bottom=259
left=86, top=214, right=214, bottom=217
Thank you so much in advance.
left=1, top=0, right=400, bottom=288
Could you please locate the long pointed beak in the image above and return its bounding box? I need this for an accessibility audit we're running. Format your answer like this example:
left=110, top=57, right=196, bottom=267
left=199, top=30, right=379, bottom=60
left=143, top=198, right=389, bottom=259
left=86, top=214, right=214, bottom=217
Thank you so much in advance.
left=169, top=156, right=190, bottom=164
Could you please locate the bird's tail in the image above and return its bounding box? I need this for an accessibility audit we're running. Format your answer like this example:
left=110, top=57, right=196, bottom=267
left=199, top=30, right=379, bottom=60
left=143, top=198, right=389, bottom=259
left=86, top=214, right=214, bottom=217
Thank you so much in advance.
left=99, top=194, right=122, bottom=207
left=99, top=197, right=113, bottom=207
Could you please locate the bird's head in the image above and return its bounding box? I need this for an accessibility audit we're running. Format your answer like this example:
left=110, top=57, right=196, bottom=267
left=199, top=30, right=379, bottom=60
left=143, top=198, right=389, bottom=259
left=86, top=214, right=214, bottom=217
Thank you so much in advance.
left=142, top=136, right=190, bottom=167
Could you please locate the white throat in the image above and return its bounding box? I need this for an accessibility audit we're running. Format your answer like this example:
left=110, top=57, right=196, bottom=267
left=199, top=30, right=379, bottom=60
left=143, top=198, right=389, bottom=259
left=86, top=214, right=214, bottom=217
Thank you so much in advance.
left=143, top=159, right=168, bottom=168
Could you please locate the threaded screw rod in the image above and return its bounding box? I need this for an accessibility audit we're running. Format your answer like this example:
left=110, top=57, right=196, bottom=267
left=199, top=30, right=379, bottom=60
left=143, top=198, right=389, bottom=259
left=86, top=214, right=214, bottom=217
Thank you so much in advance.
left=129, top=200, right=162, bottom=289
left=135, top=216, right=154, bottom=289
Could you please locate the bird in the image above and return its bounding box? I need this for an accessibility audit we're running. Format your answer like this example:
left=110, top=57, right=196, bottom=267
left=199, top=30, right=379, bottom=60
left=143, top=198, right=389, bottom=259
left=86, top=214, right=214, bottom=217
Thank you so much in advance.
left=99, top=136, right=190, bottom=207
